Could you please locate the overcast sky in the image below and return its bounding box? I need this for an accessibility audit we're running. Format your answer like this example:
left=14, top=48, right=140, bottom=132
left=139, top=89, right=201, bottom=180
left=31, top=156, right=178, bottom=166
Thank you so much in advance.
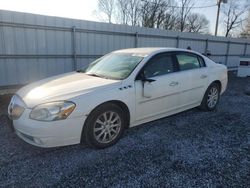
left=0, top=0, right=225, bottom=35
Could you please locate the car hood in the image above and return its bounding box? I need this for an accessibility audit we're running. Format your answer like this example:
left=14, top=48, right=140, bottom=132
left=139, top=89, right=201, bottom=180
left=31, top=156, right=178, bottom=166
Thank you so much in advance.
left=17, top=72, right=121, bottom=108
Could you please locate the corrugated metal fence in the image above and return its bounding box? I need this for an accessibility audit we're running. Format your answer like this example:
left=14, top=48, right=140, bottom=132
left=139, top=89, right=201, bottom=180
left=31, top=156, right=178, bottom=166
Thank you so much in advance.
left=0, top=10, right=249, bottom=87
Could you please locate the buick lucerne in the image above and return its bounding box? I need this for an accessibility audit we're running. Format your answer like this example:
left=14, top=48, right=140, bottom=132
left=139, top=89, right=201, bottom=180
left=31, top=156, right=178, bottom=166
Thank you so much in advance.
left=8, top=48, right=228, bottom=148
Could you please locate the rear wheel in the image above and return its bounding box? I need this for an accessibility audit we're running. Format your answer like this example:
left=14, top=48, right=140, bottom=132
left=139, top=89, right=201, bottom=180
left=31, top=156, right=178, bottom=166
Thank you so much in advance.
left=200, top=83, right=220, bottom=111
left=82, top=103, right=125, bottom=149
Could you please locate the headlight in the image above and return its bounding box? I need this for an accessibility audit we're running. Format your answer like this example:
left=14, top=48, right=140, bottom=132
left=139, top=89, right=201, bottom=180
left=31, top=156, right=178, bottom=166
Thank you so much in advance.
left=30, top=101, right=76, bottom=121
left=8, top=95, right=26, bottom=120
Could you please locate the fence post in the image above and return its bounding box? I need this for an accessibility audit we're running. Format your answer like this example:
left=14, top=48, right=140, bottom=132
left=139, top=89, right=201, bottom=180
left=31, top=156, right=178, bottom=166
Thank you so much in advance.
left=176, top=36, right=180, bottom=48
left=135, top=32, right=139, bottom=48
left=225, top=41, right=230, bottom=66
left=244, top=42, right=247, bottom=56
left=72, top=26, right=77, bottom=71
left=205, top=39, right=209, bottom=54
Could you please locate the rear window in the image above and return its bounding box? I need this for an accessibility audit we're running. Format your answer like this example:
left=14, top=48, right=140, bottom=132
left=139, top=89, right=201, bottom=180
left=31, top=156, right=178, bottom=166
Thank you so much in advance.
left=176, top=54, right=200, bottom=71
left=198, top=56, right=206, bottom=67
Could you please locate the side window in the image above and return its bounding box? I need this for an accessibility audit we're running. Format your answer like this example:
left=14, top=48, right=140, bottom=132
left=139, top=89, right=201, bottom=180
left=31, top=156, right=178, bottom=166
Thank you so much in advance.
left=198, top=56, right=206, bottom=67
left=143, top=53, right=176, bottom=78
left=176, top=53, right=201, bottom=71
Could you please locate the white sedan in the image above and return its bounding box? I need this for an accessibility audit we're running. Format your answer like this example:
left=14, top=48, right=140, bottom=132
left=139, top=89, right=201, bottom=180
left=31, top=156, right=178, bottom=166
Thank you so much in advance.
left=8, top=48, right=228, bottom=149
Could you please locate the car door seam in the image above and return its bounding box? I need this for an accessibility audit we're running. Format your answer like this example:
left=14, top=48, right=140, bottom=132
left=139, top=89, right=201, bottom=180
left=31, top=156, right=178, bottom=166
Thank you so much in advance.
left=181, top=86, right=204, bottom=93
left=139, top=91, right=180, bottom=104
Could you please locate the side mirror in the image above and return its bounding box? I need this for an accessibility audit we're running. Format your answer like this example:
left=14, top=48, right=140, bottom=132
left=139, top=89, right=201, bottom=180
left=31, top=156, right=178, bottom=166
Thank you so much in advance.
left=137, top=72, right=155, bottom=98
left=138, top=71, right=156, bottom=83
left=142, top=77, right=156, bottom=83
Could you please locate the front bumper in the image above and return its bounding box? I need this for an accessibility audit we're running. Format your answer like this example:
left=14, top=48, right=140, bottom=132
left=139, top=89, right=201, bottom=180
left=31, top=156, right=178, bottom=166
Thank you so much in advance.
left=12, top=109, right=86, bottom=148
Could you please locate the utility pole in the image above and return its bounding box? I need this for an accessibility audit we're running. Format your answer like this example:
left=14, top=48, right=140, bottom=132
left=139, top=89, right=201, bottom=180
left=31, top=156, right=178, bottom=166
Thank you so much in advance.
left=215, top=0, right=227, bottom=36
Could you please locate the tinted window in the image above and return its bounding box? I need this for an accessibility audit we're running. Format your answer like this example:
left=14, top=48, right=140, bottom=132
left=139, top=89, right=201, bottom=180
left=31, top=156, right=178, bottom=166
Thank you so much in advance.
left=143, top=53, right=175, bottom=78
left=198, top=56, right=206, bottom=67
left=176, top=54, right=200, bottom=71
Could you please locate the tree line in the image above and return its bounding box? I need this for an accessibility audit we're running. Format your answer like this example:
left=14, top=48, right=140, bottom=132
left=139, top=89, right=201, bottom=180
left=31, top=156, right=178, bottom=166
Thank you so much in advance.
left=96, top=0, right=250, bottom=37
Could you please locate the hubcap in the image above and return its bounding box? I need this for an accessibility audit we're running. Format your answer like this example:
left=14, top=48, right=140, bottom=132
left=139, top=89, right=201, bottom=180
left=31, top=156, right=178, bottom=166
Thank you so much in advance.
left=94, top=111, right=121, bottom=144
left=207, top=87, right=219, bottom=108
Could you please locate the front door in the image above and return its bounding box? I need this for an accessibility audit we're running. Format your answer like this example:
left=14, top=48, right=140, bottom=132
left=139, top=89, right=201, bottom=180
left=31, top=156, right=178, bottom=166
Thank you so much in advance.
left=135, top=52, right=181, bottom=121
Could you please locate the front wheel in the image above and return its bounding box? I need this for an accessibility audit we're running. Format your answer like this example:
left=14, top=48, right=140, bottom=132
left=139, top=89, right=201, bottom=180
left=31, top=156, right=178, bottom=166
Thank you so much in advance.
left=200, top=83, right=221, bottom=111
left=82, top=103, right=125, bottom=149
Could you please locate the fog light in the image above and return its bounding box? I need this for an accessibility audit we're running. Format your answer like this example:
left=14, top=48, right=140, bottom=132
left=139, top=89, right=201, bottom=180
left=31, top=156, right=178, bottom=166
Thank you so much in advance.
left=33, top=138, right=42, bottom=145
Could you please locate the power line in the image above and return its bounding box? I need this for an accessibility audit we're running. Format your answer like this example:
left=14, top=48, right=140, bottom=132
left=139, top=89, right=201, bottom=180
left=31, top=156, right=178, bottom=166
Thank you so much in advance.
left=141, top=0, right=217, bottom=9
left=170, top=4, right=217, bottom=9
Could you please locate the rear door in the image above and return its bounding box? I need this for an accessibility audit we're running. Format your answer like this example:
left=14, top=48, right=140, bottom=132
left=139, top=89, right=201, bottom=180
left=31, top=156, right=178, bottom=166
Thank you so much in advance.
left=175, top=52, right=209, bottom=107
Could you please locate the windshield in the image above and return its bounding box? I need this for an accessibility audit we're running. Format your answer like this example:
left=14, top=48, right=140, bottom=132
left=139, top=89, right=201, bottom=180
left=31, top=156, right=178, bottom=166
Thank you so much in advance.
left=79, top=53, right=144, bottom=80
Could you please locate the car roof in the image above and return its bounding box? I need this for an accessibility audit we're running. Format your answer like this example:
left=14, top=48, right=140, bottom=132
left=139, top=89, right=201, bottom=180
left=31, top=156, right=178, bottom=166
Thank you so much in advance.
left=113, top=47, right=199, bottom=56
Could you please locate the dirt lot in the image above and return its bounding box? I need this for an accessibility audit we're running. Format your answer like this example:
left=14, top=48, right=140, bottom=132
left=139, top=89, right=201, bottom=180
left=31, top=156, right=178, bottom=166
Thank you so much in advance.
left=0, top=72, right=249, bottom=188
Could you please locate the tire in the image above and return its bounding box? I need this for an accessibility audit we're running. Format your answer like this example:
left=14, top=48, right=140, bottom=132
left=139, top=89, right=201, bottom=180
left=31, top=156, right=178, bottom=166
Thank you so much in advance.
left=82, top=103, right=126, bottom=149
left=200, top=83, right=221, bottom=111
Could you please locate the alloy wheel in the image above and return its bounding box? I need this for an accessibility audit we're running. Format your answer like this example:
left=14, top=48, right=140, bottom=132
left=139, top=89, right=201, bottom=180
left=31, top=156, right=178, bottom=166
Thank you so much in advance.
left=207, top=87, right=219, bottom=108
left=93, top=111, right=121, bottom=144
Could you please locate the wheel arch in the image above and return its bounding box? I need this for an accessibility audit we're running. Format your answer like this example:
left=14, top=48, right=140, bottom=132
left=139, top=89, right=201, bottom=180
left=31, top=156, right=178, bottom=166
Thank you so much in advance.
left=84, top=100, right=130, bottom=129
left=106, top=100, right=130, bottom=129
left=210, top=80, right=222, bottom=91
left=199, top=80, right=222, bottom=111
left=80, top=100, right=130, bottom=147
left=202, top=80, right=222, bottom=100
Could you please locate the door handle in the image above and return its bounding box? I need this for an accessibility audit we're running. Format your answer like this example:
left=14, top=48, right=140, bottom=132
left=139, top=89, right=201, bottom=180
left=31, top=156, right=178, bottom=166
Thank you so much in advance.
left=169, top=81, right=179, bottom=86
left=200, top=75, right=207, bottom=79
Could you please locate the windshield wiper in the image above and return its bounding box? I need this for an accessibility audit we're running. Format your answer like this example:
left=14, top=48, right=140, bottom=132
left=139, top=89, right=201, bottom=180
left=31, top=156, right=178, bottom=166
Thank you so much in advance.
left=86, top=73, right=101, bottom=77
left=86, top=73, right=111, bottom=79
left=76, top=71, right=103, bottom=78
left=80, top=72, right=117, bottom=80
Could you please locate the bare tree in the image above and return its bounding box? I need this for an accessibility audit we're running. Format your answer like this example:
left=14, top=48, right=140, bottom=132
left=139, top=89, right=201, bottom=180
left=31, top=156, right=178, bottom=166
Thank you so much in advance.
left=115, top=0, right=142, bottom=26
left=141, top=0, right=176, bottom=29
left=162, top=11, right=177, bottom=30
left=222, top=0, right=249, bottom=37
left=116, top=0, right=129, bottom=24
left=186, top=13, right=209, bottom=33
left=97, top=0, right=115, bottom=23
left=141, top=0, right=156, bottom=28
left=95, top=0, right=210, bottom=34
left=127, top=0, right=142, bottom=26
left=141, top=0, right=163, bottom=28
left=241, top=11, right=250, bottom=38
left=177, top=0, right=194, bottom=32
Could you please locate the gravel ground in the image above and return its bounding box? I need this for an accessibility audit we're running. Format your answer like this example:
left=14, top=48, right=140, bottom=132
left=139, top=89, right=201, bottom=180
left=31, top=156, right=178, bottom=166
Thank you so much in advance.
left=0, top=72, right=249, bottom=188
